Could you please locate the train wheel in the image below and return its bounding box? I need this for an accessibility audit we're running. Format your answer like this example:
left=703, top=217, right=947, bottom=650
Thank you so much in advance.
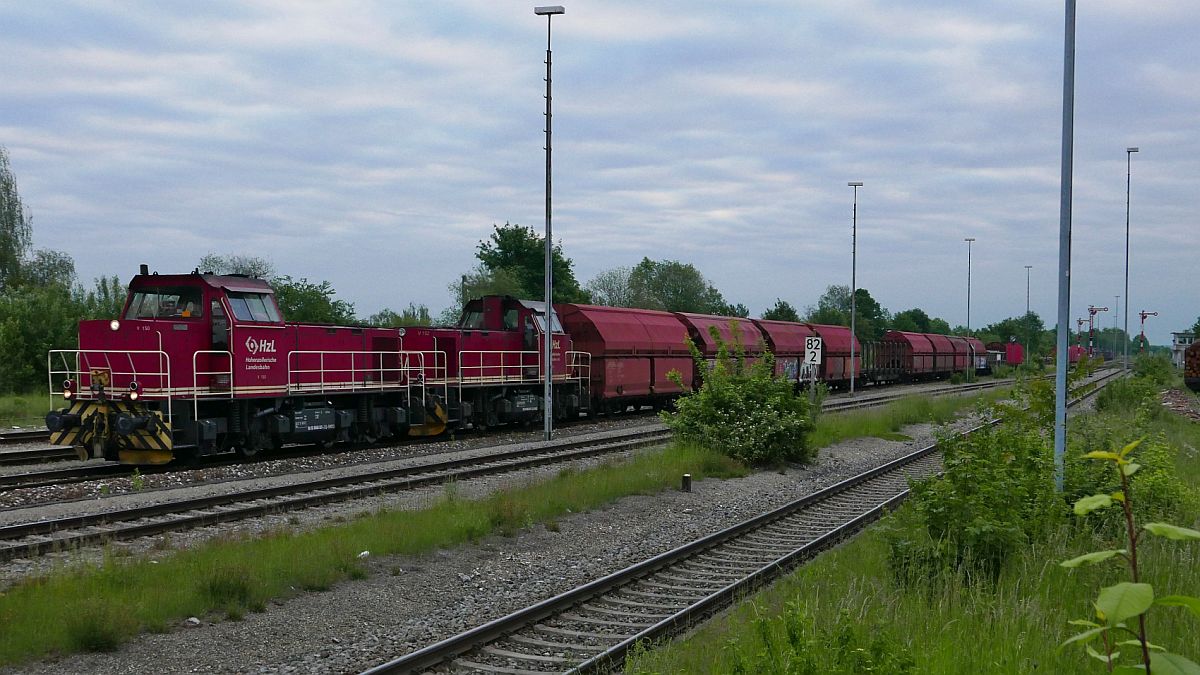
left=236, top=444, right=259, bottom=459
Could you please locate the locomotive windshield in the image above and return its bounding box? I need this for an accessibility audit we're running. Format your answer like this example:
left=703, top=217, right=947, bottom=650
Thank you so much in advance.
left=226, top=291, right=281, bottom=322
left=125, top=287, right=204, bottom=319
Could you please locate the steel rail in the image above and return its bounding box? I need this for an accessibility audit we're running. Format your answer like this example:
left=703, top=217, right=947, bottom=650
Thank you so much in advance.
left=361, top=368, right=1121, bottom=674
left=0, top=430, right=671, bottom=563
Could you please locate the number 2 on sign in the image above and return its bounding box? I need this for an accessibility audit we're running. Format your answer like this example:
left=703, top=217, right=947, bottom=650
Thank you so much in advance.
left=804, top=337, right=822, bottom=366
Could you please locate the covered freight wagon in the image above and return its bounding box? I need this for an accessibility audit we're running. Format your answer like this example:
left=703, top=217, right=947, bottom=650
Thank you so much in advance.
left=883, top=331, right=935, bottom=379
left=752, top=319, right=818, bottom=384
left=556, top=304, right=693, bottom=413
left=809, top=324, right=860, bottom=386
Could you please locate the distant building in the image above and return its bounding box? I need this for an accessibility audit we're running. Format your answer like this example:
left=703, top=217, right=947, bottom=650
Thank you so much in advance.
left=1171, top=332, right=1195, bottom=368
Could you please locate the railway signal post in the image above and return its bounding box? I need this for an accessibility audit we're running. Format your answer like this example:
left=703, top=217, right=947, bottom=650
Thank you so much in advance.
left=1139, top=310, right=1158, bottom=353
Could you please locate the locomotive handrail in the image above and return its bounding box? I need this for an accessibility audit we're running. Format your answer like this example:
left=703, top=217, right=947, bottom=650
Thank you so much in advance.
left=458, top=350, right=541, bottom=386
left=48, top=349, right=173, bottom=425
left=285, top=350, right=444, bottom=404
left=192, top=350, right=234, bottom=419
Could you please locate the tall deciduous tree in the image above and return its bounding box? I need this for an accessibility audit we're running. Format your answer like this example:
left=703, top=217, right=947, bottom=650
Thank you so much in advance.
left=0, top=146, right=32, bottom=292
left=197, top=253, right=277, bottom=279
left=585, top=266, right=636, bottom=307
left=367, top=303, right=433, bottom=327
left=272, top=276, right=356, bottom=325
left=804, top=284, right=889, bottom=341
left=627, top=257, right=737, bottom=314
left=475, top=222, right=588, bottom=303
left=761, top=299, right=800, bottom=322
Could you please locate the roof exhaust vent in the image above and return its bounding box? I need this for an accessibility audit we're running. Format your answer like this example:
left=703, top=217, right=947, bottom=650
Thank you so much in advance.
left=139, top=264, right=149, bottom=275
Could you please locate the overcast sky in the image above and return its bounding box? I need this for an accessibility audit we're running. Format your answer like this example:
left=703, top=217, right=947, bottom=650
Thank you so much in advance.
left=2, top=1, right=1196, bottom=344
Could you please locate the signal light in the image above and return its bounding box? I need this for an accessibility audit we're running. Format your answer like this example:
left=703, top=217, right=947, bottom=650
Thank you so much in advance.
left=109, top=320, right=120, bottom=331
left=62, top=380, right=75, bottom=400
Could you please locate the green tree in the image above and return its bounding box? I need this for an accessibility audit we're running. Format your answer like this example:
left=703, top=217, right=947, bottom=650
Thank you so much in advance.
left=196, top=253, right=276, bottom=279
left=77, top=275, right=126, bottom=319
left=804, top=285, right=889, bottom=341
left=627, top=257, right=736, bottom=314
left=761, top=298, right=800, bottom=322
left=0, top=283, right=80, bottom=393
left=891, top=308, right=933, bottom=333
left=0, top=146, right=32, bottom=292
left=585, top=266, right=635, bottom=307
left=367, top=303, right=432, bottom=327
left=1189, top=316, right=1200, bottom=336
left=475, top=222, right=587, bottom=303
left=273, top=276, right=356, bottom=324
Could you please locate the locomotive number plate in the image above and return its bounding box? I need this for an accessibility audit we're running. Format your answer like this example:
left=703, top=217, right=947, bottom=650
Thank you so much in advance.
left=89, top=368, right=112, bottom=388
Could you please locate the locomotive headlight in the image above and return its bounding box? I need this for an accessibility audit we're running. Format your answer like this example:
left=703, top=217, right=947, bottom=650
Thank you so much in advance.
left=127, top=381, right=140, bottom=401
left=128, top=391, right=139, bottom=401
left=62, top=380, right=75, bottom=399
left=109, top=320, right=121, bottom=331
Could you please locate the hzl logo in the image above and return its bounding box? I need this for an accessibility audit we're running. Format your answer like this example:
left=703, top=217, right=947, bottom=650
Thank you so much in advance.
left=245, top=336, right=277, bottom=355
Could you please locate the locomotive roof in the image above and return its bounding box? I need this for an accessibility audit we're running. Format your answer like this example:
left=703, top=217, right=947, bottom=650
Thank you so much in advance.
left=130, top=272, right=275, bottom=294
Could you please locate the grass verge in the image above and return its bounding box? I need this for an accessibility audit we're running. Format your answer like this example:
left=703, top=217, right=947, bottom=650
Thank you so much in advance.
left=627, top=393, right=1200, bottom=674
left=0, top=391, right=57, bottom=428
left=0, top=442, right=745, bottom=666
left=809, top=388, right=1009, bottom=450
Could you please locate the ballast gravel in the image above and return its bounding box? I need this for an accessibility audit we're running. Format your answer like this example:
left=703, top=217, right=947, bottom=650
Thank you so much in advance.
left=0, top=414, right=977, bottom=675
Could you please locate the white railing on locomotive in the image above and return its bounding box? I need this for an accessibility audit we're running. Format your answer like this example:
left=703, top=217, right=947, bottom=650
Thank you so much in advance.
left=565, top=350, right=591, bottom=390
left=192, top=350, right=234, bottom=417
left=47, top=349, right=173, bottom=423
left=458, top=349, right=590, bottom=385
left=458, top=350, right=542, bottom=384
left=286, top=350, right=436, bottom=395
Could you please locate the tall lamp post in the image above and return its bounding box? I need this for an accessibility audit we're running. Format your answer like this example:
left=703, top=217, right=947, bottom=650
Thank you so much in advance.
left=1123, top=146, right=1139, bottom=369
left=1025, top=264, right=1033, bottom=360
left=964, top=238, right=976, bottom=335
left=1024, top=265, right=1033, bottom=315
left=848, top=182, right=863, bottom=395
left=535, top=4, right=564, bottom=441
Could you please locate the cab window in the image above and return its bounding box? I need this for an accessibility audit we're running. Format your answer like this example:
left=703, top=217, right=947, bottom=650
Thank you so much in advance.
left=460, top=310, right=485, bottom=329
left=502, top=308, right=518, bottom=330
left=226, top=292, right=281, bottom=322
left=125, top=287, right=204, bottom=320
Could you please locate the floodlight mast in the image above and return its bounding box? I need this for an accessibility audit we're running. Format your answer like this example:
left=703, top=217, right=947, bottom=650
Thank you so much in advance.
left=535, top=4, right=565, bottom=441
left=847, top=182, right=863, bottom=395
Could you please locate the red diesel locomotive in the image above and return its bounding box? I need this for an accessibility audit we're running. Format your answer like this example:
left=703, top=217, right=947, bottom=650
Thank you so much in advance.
left=45, top=267, right=988, bottom=465
left=46, top=267, right=590, bottom=464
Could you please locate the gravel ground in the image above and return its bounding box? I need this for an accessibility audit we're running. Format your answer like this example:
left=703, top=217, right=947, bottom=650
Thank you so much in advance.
left=0, top=411, right=982, bottom=675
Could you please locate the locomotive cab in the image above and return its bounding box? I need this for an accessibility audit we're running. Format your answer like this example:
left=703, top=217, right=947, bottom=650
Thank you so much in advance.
left=46, top=268, right=284, bottom=463
left=453, top=295, right=586, bottom=428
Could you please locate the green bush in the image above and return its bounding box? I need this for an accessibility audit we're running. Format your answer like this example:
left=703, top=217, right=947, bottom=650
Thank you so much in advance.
left=661, top=327, right=820, bottom=465
left=885, top=422, right=1064, bottom=583
left=1133, top=352, right=1177, bottom=386
left=704, top=604, right=915, bottom=675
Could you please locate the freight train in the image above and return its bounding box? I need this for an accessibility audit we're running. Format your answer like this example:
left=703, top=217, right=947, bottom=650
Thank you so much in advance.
left=1185, top=341, right=1200, bottom=393
left=45, top=267, right=989, bottom=465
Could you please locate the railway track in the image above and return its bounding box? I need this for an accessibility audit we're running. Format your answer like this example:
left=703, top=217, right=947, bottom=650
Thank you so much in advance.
left=360, top=368, right=1122, bottom=674
left=0, top=429, right=672, bottom=563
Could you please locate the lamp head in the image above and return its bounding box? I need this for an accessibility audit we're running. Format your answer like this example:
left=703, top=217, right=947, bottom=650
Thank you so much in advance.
left=535, top=5, right=565, bottom=15
left=1127, top=147, right=1139, bottom=153
left=847, top=181, right=863, bottom=187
